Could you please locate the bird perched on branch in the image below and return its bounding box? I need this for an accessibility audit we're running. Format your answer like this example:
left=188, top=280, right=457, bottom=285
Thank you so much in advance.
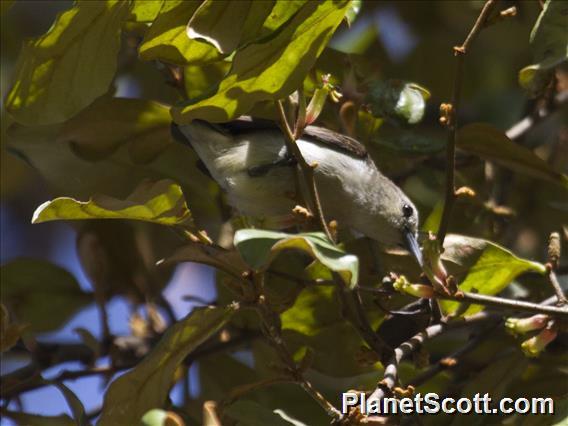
left=173, top=117, right=422, bottom=266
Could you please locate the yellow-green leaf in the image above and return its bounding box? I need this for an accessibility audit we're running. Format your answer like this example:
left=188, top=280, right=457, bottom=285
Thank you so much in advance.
left=234, top=229, right=359, bottom=288
left=98, top=305, right=236, bottom=425
left=139, top=0, right=222, bottom=65
left=441, top=235, right=546, bottom=316
left=457, top=123, right=568, bottom=188
left=172, top=0, right=351, bottom=123
left=5, top=0, right=129, bottom=125
left=128, top=0, right=164, bottom=23
left=32, top=179, right=192, bottom=226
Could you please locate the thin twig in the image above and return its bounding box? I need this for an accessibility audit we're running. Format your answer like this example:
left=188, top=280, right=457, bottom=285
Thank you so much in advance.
left=358, top=285, right=568, bottom=317
left=275, top=100, right=334, bottom=242
left=407, top=320, right=502, bottom=387
left=253, top=274, right=342, bottom=420
left=443, top=291, right=568, bottom=317
left=437, top=0, right=498, bottom=245
left=547, top=270, right=567, bottom=306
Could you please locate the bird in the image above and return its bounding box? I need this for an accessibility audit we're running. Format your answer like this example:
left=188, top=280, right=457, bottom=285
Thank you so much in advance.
left=172, top=117, right=423, bottom=266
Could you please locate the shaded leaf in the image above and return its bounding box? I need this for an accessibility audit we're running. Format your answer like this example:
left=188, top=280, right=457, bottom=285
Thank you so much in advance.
left=441, top=235, right=546, bottom=316
left=519, top=0, right=568, bottom=95
left=32, top=179, right=192, bottom=227
left=225, top=400, right=304, bottom=426
left=99, top=305, right=236, bottom=425
left=2, top=411, right=75, bottom=426
left=158, top=242, right=247, bottom=278
left=48, top=381, right=88, bottom=426
left=365, top=79, right=430, bottom=125
left=0, top=259, right=92, bottom=333
left=139, top=0, right=222, bottom=65
left=234, top=230, right=358, bottom=288
left=0, top=303, right=28, bottom=352
left=449, top=353, right=528, bottom=426
left=172, top=1, right=351, bottom=123
left=373, top=123, right=445, bottom=156
left=457, top=123, right=568, bottom=188
left=187, top=0, right=275, bottom=54
left=5, top=1, right=129, bottom=125
left=58, top=97, right=172, bottom=163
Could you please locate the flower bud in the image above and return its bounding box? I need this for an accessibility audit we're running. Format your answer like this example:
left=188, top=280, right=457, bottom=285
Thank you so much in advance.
left=505, top=314, right=549, bottom=336
left=521, top=327, right=558, bottom=358
left=393, top=275, right=434, bottom=298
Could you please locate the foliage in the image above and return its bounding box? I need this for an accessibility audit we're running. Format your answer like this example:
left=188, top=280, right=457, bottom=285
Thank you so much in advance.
left=1, top=1, right=567, bottom=425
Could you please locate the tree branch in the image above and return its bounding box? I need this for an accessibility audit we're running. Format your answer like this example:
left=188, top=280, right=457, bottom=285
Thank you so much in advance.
left=437, top=0, right=499, bottom=244
left=275, top=100, right=334, bottom=242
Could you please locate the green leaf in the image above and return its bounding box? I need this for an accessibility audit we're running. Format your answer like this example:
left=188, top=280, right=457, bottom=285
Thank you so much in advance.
left=365, top=80, right=430, bottom=125
left=98, top=305, right=236, bottom=425
left=187, top=0, right=275, bottom=54
left=128, top=0, right=164, bottom=23
left=57, top=97, right=172, bottom=163
left=449, top=353, right=528, bottom=426
left=441, top=235, right=547, bottom=316
left=158, top=242, right=248, bottom=278
left=373, top=123, right=445, bottom=156
left=32, top=179, right=192, bottom=227
left=225, top=400, right=305, bottom=426
left=5, top=1, right=129, bottom=125
left=344, top=0, right=362, bottom=26
left=457, top=123, right=568, bottom=188
left=184, top=62, right=231, bottom=100
left=0, top=303, right=28, bottom=352
left=280, top=285, right=382, bottom=376
left=519, top=0, right=568, bottom=95
left=172, top=0, right=351, bottom=123
left=138, top=0, right=222, bottom=65
left=0, top=259, right=92, bottom=333
left=234, top=230, right=359, bottom=288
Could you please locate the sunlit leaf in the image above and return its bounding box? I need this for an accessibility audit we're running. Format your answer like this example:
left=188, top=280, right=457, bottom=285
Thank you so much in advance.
left=139, top=0, right=222, bottom=65
left=172, top=1, right=351, bottom=123
left=234, top=229, right=358, bottom=288
left=457, top=123, right=568, bottom=188
left=187, top=0, right=275, bottom=54
left=441, top=235, right=547, bottom=316
left=58, top=97, right=172, bottom=163
left=519, top=0, right=568, bottom=95
left=280, top=285, right=383, bottom=376
left=128, top=0, right=164, bottom=23
left=0, top=259, right=92, bottom=333
left=5, top=1, right=129, bottom=125
left=32, top=179, right=192, bottom=227
left=141, top=409, right=184, bottom=426
left=98, top=305, right=236, bottom=425
left=344, top=0, right=362, bottom=26
left=184, top=62, right=231, bottom=100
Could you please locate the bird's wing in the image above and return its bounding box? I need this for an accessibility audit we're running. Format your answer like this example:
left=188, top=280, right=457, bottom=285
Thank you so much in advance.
left=219, top=116, right=368, bottom=158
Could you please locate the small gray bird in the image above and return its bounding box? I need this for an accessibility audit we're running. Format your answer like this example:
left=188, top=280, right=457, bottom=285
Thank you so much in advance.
left=174, top=117, right=422, bottom=265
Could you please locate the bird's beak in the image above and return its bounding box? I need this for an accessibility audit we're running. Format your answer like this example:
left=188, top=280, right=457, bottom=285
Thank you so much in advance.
left=403, top=228, right=423, bottom=268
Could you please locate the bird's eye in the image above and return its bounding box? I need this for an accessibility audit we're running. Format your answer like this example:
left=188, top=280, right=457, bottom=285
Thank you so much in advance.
left=402, top=204, right=414, bottom=218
